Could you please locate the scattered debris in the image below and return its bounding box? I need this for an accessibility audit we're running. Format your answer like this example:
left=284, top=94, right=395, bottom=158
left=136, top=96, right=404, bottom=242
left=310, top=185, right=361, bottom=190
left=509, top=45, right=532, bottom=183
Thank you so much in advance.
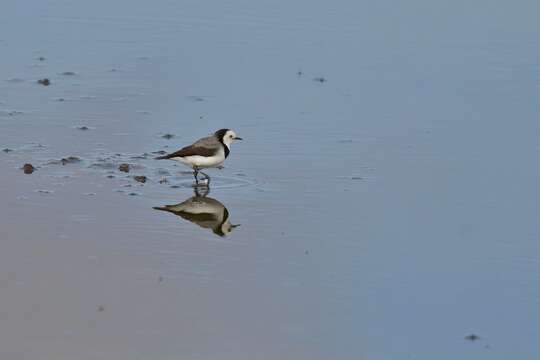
left=37, top=78, right=51, bottom=86
left=22, top=163, right=35, bottom=174
left=134, top=175, right=147, bottom=183
left=35, top=189, right=53, bottom=194
left=313, top=77, right=326, bottom=83
left=188, top=96, right=205, bottom=102
left=47, top=156, right=81, bottom=165
left=465, top=334, right=481, bottom=342
left=159, top=178, right=168, bottom=184
left=351, top=176, right=363, bottom=180
left=118, top=163, right=130, bottom=173
left=61, top=156, right=81, bottom=165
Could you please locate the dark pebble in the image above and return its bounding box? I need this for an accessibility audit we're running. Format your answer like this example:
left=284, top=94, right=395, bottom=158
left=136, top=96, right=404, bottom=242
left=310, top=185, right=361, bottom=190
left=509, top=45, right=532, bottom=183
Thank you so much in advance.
left=465, top=334, right=481, bottom=341
left=62, top=156, right=81, bottom=165
left=60, top=71, right=77, bottom=76
left=37, top=78, right=51, bottom=86
left=162, top=134, right=175, bottom=139
left=134, top=175, right=147, bottom=183
left=22, top=163, right=35, bottom=174
left=37, top=56, right=45, bottom=61
left=77, top=126, right=90, bottom=131
left=118, top=163, right=130, bottom=173
left=313, top=77, right=326, bottom=83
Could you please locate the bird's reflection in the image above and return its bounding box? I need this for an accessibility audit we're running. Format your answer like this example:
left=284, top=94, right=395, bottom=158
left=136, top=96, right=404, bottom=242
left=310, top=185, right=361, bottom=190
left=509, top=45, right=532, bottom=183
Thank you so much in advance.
left=153, top=187, right=240, bottom=237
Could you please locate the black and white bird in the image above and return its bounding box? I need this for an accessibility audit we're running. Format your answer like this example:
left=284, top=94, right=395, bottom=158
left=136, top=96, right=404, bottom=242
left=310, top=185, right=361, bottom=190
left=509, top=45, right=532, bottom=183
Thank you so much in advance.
left=153, top=192, right=240, bottom=237
left=156, top=129, right=242, bottom=183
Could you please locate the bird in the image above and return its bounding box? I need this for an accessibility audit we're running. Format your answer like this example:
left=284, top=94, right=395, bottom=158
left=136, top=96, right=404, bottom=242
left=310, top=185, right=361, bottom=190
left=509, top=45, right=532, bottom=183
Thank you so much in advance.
left=153, top=189, right=240, bottom=237
left=155, top=129, right=242, bottom=184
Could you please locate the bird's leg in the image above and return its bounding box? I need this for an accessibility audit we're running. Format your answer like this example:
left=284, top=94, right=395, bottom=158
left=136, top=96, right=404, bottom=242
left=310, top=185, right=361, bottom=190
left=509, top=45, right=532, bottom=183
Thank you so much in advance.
left=193, top=168, right=199, bottom=184
left=199, top=171, right=211, bottom=186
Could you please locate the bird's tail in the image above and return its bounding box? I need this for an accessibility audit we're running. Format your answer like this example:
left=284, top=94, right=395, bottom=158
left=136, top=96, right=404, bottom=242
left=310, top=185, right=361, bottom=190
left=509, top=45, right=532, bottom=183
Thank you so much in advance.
left=153, top=206, right=171, bottom=212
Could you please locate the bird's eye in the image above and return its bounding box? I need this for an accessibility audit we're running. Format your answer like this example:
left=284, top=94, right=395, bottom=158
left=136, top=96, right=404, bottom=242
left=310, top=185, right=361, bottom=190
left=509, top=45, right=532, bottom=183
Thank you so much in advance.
left=230, top=135, right=234, bottom=138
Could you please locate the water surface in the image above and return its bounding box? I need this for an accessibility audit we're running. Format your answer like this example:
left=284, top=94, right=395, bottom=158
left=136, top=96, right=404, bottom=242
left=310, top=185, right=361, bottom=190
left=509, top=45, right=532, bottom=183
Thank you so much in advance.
left=1, top=0, right=540, bottom=359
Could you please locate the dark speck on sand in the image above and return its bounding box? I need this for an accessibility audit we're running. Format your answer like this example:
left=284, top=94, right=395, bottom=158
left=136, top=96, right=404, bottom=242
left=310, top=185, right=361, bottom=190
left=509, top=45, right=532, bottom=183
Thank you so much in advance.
left=162, top=134, right=175, bottom=139
left=37, top=78, right=51, bottom=86
left=465, top=334, right=481, bottom=341
left=134, top=175, right=147, bottom=183
left=60, top=71, right=77, bottom=76
left=22, top=163, right=35, bottom=174
left=98, top=305, right=105, bottom=312
left=118, top=164, right=130, bottom=173
left=2, top=148, right=13, bottom=153
left=313, top=77, right=326, bottom=83
left=76, top=126, right=90, bottom=131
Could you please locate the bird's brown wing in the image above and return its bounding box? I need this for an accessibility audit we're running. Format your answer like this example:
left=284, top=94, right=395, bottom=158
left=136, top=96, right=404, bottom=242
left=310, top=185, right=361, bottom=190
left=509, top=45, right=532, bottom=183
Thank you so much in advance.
left=155, top=135, right=221, bottom=159
left=159, top=144, right=218, bottom=159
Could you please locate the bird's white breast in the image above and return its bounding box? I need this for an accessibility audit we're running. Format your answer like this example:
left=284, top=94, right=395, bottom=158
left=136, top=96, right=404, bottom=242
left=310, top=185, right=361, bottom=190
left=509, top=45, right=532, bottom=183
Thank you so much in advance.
left=172, top=147, right=225, bottom=168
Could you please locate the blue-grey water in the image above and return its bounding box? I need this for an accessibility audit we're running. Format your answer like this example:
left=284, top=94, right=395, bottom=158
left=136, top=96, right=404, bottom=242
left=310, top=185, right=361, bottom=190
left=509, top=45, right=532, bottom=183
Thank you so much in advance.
left=1, top=0, right=539, bottom=359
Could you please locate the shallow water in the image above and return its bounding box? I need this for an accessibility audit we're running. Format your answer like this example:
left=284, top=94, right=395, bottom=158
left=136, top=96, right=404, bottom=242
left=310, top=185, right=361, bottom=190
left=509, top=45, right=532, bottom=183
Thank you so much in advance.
left=1, top=0, right=540, bottom=359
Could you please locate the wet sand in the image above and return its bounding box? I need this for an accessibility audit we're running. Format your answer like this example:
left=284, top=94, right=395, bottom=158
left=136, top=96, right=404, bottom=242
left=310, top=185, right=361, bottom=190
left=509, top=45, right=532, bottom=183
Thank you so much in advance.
left=2, top=0, right=540, bottom=359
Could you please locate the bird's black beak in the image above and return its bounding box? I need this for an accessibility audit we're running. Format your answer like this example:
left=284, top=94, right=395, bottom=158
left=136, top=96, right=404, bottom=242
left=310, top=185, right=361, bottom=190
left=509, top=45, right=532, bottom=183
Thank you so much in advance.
left=235, top=137, right=243, bottom=140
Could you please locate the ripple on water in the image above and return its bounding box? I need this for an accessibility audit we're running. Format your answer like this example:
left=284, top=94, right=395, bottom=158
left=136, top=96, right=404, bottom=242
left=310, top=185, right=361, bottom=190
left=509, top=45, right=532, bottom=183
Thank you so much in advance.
left=166, top=174, right=257, bottom=190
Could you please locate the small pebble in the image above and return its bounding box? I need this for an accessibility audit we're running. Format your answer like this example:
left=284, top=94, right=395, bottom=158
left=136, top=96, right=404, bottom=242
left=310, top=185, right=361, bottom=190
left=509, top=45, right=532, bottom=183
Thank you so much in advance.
left=37, top=78, right=51, bottom=86
left=22, top=163, right=35, bottom=174
left=37, top=56, right=46, bottom=61
left=465, top=334, right=481, bottom=341
left=61, top=156, right=81, bottom=165
left=313, top=77, right=326, bottom=83
left=134, top=175, right=147, bottom=183
left=118, top=163, right=130, bottom=173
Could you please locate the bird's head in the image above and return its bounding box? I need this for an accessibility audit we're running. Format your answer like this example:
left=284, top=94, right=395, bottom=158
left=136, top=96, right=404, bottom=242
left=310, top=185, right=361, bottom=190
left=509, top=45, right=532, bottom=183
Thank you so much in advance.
left=215, top=128, right=242, bottom=147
